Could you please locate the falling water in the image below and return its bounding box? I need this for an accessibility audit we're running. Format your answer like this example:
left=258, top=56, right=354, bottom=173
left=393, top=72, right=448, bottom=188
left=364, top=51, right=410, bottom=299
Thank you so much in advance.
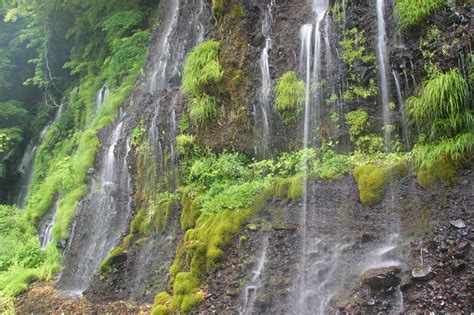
left=40, top=217, right=55, bottom=248
left=15, top=143, right=37, bottom=208
left=299, top=23, right=312, bottom=311
left=58, top=117, right=131, bottom=293
left=15, top=98, right=66, bottom=208
left=148, top=1, right=180, bottom=94
left=147, top=0, right=209, bottom=190
left=256, top=0, right=275, bottom=158
left=169, top=106, right=178, bottom=190
left=376, top=0, right=391, bottom=148
left=240, top=236, right=269, bottom=315
left=96, top=85, right=109, bottom=110
left=392, top=70, right=411, bottom=149
left=298, top=1, right=329, bottom=312
left=312, top=1, right=328, bottom=148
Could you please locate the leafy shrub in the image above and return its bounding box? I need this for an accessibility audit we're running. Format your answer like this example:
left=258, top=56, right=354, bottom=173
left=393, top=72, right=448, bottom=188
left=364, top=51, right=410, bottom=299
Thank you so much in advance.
left=274, top=71, right=305, bottom=124
left=176, top=134, right=196, bottom=155
left=345, top=109, right=370, bottom=143
left=396, top=0, right=447, bottom=29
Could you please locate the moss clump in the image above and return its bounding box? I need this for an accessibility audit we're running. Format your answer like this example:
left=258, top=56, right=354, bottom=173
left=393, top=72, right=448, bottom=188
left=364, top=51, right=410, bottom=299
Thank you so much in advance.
left=274, top=178, right=292, bottom=199
left=274, top=71, right=305, bottom=124
left=130, top=209, right=146, bottom=234
left=99, top=246, right=125, bottom=276
left=288, top=174, right=304, bottom=200
left=354, top=164, right=388, bottom=206
left=180, top=190, right=201, bottom=230
left=417, top=158, right=457, bottom=189
left=354, top=162, right=409, bottom=206
left=211, top=0, right=229, bottom=20
left=153, top=185, right=273, bottom=313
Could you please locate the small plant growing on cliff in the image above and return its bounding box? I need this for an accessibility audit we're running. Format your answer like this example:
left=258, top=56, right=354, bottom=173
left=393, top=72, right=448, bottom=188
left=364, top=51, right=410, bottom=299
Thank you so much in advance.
left=407, top=68, right=473, bottom=169
left=345, top=109, right=370, bottom=143
left=396, top=0, right=447, bottom=30
left=274, top=71, right=305, bottom=124
left=182, top=40, right=223, bottom=125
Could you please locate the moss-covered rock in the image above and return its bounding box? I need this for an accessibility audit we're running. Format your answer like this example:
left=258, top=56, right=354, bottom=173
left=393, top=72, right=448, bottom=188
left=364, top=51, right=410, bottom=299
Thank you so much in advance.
left=353, top=162, right=409, bottom=206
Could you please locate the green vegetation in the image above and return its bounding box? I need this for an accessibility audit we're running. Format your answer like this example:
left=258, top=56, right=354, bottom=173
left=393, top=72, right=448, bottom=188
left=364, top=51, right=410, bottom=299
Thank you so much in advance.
left=274, top=71, right=305, bottom=124
left=182, top=40, right=223, bottom=125
left=339, top=28, right=378, bottom=102
left=0, top=0, right=154, bottom=305
left=353, top=161, right=409, bottom=206
left=331, top=3, right=344, bottom=22
left=151, top=146, right=352, bottom=313
left=345, top=109, right=385, bottom=154
left=407, top=69, right=473, bottom=169
left=396, top=0, right=447, bottom=29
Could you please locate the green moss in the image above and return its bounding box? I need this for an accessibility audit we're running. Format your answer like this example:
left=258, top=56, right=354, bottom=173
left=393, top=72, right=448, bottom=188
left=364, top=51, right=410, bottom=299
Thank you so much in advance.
left=99, top=246, right=125, bottom=276
left=417, top=158, right=457, bottom=189
left=180, top=190, right=201, bottom=230
left=274, top=178, right=292, bottom=199
left=153, top=185, right=272, bottom=313
left=354, top=162, right=409, bottom=206
left=131, top=209, right=146, bottom=234
left=354, top=164, right=388, bottom=206
left=288, top=174, right=304, bottom=200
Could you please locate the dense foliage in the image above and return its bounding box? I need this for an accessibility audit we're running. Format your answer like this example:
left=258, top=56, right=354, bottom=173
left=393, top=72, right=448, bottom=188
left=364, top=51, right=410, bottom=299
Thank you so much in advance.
left=0, top=0, right=155, bottom=309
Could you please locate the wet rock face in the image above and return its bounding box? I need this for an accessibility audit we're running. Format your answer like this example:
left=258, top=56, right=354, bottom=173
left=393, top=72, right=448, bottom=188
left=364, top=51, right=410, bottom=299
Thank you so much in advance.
left=361, top=266, right=402, bottom=292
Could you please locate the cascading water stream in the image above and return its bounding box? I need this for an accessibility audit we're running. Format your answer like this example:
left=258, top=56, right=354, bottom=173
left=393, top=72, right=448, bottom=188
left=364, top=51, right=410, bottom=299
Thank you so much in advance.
left=96, top=85, right=109, bottom=111
left=14, top=143, right=37, bottom=208
left=256, top=0, right=275, bottom=158
left=15, top=99, right=66, bottom=208
left=148, top=1, right=180, bottom=95
left=240, top=236, right=269, bottom=315
left=392, top=70, right=411, bottom=149
left=58, top=113, right=132, bottom=293
left=376, top=0, right=392, bottom=148
left=298, top=1, right=329, bottom=313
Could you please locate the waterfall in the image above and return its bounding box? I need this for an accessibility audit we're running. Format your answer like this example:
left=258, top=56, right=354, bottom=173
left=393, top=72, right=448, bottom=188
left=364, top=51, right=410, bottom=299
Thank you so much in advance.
left=96, top=85, right=109, bottom=110
left=40, top=216, right=55, bottom=248
left=376, top=0, right=392, bottom=148
left=58, top=115, right=132, bottom=293
left=148, top=1, right=180, bottom=95
left=392, top=70, right=411, bottom=149
left=14, top=143, right=37, bottom=208
left=146, top=0, right=208, bottom=191
left=256, top=0, right=275, bottom=158
left=14, top=98, right=66, bottom=208
left=298, top=1, right=329, bottom=313
left=299, top=23, right=312, bottom=311
left=240, top=236, right=269, bottom=315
